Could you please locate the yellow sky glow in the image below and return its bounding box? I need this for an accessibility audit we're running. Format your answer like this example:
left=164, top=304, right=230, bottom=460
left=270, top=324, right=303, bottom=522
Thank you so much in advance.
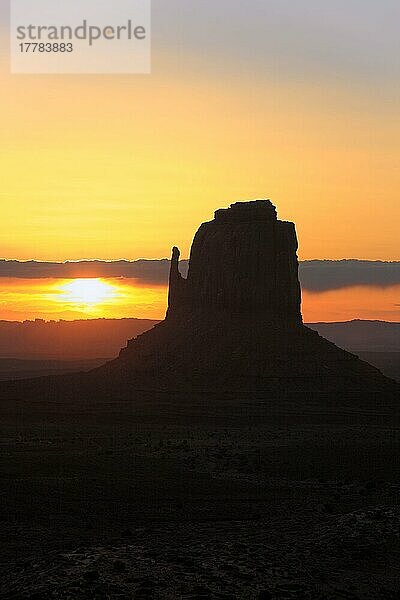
left=0, top=277, right=398, bottom=323
left=0, top=278, right=167, bottom=321
left=0, top=51, right=399, bottom=263
left=0, top=37, right=399, bottom=325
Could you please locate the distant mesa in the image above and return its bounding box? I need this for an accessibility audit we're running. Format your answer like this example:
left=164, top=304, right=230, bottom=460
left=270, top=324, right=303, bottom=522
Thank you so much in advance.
left=112, top=200, right=395, bottom=392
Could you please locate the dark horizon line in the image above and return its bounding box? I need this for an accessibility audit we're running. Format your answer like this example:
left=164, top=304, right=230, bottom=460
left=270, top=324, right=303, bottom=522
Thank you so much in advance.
left=1, top=257, right=399, bottom=266
left=0, top=317, right=398, bottom=325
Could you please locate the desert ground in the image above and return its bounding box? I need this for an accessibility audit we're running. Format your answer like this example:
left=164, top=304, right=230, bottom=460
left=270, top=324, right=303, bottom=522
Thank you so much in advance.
left=1, top=380, right=399, bottom=599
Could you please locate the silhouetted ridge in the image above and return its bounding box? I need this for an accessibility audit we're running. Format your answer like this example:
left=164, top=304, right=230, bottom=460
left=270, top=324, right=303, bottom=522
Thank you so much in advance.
left=111, top=200, right=394, bottom=392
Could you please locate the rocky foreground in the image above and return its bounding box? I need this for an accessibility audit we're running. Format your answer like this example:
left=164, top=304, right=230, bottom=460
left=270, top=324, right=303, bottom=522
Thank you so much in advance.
left=1, top=387, right=399, bottom=599
left=4, top=506, right=400, bottom=600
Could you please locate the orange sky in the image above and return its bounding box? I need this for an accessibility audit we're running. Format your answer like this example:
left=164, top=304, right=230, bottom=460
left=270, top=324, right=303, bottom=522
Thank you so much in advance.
left=0, top=2, right=399, bottom=324
left=0, top=278, right=167, bottom=321
left=0, top=278, right=398, bottom=323
left=0, top=50, right=399, bottom=263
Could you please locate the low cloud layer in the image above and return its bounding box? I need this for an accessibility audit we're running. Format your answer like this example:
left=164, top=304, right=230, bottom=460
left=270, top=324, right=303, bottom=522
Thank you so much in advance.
left=299, top=260, right=400, bottom=292
left=0, top=259, right=399, bottom=292
left=0, top=259, right=175, bottom=286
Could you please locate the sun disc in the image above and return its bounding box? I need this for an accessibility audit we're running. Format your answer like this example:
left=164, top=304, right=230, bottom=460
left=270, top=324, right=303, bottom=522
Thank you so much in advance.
left=58, top=278, right=117, bottom=307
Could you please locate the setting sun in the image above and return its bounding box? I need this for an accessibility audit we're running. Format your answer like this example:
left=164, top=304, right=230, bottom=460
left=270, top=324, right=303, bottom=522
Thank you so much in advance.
left=58, top=278, right=119, bottom=308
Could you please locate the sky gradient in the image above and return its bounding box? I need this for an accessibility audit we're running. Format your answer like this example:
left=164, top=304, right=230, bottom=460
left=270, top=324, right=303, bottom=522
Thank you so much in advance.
left=0, top=1, right=399, bottom=321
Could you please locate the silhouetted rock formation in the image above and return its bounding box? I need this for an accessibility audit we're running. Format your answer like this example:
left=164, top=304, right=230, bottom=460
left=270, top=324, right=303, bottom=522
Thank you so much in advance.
left=167, top=201, right=301, bottom=324
left=114, top=200, right=395, bottom=392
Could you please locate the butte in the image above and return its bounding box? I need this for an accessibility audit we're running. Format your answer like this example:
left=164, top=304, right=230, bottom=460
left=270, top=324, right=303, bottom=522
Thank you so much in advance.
left=105, top=200, right=395, bottom=393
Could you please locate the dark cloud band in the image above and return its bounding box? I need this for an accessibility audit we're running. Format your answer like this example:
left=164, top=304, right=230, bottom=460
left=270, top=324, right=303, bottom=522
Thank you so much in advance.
left=0, top=258, right=398, bottom=292
left=299, top=260, right=400, bottom=292
left=0, top=259, right=176, bottom=286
